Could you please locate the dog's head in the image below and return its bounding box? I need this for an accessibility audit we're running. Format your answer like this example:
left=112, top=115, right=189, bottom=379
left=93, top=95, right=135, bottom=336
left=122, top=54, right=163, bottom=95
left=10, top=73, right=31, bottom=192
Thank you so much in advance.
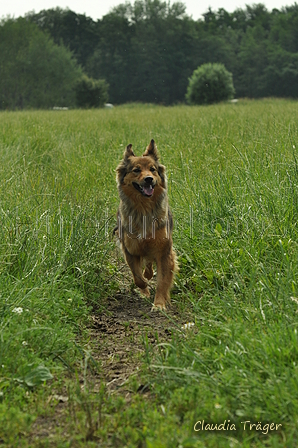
left=116, top=140, right=167, bottom=200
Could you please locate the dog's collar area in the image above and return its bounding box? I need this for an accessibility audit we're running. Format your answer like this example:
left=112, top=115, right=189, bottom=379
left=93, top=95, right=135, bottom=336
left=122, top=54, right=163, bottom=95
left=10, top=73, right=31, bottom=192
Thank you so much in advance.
left=132, top=182, right=154, bottom=197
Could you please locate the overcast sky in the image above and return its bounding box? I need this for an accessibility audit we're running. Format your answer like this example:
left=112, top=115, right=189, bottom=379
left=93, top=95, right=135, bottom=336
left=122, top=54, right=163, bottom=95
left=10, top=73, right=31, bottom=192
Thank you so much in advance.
left=0, top=0, right=295, bottom=21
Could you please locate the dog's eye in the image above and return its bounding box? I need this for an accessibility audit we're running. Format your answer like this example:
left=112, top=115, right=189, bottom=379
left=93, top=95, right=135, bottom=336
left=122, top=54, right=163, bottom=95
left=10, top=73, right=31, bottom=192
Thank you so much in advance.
left=133, top=168, right=141, bottom=173
left=150, top=167, right=156, bottom=172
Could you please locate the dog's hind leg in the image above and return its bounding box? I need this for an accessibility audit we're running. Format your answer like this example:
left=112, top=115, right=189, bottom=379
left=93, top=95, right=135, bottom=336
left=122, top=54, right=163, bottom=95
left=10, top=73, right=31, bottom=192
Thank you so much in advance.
left=144, top=262, right=153, bottom=280
left=124, top=248, right=150, bottom=297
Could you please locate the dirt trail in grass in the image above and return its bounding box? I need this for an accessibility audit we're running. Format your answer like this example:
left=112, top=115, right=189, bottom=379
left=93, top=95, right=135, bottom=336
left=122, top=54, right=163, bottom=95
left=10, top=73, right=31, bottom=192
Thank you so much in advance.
left=30, top=290, right=188, bottom=445
left=91, top=291, right=185, bottom=393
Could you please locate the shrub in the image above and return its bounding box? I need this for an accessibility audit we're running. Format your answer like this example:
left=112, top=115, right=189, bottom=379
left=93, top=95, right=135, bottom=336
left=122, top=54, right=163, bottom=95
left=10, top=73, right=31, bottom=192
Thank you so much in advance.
left=186, top=63, right=235, bottom=105
left=75, top=75, right=109, bottom=108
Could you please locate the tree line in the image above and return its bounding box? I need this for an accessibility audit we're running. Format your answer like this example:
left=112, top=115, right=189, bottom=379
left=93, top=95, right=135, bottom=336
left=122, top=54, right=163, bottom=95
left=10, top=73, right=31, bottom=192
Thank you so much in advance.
left=1, top=0, right=298, bottom=108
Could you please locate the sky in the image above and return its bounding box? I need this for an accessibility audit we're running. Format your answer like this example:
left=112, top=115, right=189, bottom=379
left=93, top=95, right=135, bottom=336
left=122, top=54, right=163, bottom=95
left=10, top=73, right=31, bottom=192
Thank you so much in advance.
left=0, top=0, right=295, bottom=21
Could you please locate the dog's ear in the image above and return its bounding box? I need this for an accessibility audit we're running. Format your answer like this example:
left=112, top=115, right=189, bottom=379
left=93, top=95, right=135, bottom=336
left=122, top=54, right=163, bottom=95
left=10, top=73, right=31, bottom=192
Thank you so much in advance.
left=158, top=164, right=167, bottom=187
left=116, top=161, right=127, bottom=185
left=124, top=143, right=135, bottom=159
left=116, top=144, right=134, bottom=184
left=143, top=139, right=159, bottom=161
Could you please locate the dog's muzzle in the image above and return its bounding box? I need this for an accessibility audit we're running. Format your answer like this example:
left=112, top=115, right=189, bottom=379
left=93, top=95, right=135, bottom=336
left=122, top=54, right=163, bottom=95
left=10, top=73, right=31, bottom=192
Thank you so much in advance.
left=133, top=179, right=155, bottom=197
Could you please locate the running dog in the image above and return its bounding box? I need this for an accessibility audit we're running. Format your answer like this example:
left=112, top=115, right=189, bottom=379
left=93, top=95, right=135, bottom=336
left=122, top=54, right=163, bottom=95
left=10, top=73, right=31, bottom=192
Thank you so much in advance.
left=114, top=139, right=178, bottom=310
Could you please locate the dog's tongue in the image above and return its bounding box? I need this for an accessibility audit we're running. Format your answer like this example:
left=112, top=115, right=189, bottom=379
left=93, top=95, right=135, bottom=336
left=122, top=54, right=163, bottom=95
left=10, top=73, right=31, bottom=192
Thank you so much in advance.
left=143, top=185, right=154, bottom=196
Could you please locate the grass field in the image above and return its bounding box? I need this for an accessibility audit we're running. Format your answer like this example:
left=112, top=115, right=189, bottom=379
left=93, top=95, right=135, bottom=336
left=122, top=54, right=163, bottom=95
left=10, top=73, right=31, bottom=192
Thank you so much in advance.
left=1, top=99, right=298, bottom=447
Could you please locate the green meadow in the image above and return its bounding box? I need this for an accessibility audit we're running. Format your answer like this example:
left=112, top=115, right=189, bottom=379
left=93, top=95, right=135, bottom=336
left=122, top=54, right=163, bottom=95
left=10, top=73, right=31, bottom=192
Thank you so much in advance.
left=1, top=99, right=298, bottom=446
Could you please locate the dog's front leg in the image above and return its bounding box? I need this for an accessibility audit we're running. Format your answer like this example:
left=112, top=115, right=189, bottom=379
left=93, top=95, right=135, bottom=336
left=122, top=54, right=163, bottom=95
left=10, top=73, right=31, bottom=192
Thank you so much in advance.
left=153, top=249, right=176, bottom=310
left=123, top=247, right=150, bottom=297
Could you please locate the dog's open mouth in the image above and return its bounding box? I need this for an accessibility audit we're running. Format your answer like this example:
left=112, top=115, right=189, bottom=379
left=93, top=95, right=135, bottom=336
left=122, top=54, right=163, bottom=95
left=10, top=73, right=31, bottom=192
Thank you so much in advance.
left=132, top=182, right=154, bottom=197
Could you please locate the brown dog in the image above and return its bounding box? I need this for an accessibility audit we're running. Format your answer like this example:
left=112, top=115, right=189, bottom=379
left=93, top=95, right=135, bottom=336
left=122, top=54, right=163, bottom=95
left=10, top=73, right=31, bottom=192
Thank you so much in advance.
left=114, top=139, right=178, bottom=310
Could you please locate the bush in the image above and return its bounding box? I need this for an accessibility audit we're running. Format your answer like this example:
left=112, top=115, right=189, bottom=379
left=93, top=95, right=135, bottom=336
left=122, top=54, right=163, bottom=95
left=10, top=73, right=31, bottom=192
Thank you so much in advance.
left=186, top=63, right=235, bottom=105
left=75, top=75, right=109, bottom=108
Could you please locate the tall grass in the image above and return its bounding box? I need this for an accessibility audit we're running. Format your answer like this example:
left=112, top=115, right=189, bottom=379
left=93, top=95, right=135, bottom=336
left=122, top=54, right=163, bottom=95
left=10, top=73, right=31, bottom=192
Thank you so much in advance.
left=1, top=100, right=298, bottom=446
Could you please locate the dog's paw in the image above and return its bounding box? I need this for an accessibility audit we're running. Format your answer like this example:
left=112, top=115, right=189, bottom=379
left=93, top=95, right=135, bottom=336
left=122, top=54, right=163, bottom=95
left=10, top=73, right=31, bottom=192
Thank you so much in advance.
left=151, top=303, right=166, bottom=311
left=138, top=287, right=150, bottom=298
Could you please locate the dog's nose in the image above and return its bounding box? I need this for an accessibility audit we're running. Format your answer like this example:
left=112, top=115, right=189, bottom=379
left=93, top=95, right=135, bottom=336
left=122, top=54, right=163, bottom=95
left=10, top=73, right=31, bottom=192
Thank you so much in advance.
left=144, top=176, right=153, bottom=183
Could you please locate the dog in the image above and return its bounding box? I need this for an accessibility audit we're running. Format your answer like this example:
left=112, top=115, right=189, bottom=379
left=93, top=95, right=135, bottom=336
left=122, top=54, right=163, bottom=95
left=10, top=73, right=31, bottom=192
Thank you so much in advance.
left=114, top=139, right=178, bottom=310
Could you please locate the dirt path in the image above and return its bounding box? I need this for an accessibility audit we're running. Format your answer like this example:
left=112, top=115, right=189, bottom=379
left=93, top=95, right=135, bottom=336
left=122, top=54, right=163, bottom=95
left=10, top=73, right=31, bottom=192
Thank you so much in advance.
left=29, top=289, right=189, bottom=445
left=91, top=291, right=186, bottom=393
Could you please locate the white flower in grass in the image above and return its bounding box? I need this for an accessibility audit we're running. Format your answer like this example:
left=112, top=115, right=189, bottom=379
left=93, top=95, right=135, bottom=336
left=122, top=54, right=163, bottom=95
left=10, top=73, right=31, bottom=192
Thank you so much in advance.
left=22, top=341, right=28, bottom=346
left=160, top=404, right=166, bottom=415
left=12, top=307, right=23, bottom=314
left=181, top=322, right=195, bottom=330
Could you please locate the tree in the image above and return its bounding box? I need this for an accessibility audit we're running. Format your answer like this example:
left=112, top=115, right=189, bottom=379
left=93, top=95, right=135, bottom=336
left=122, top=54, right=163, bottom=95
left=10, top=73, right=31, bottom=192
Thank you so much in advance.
left=10, top=2, right=298, bottom=104
left=87, top=0, right=198, bottom=104
left=75, top=75, right=109, bottom=108
left=27, top=8, right=100, bottom=67
left=0, top=18, right=82, bottom=109
left=186, top=63, right=235, bottom=105
left=86, top=11, right=134, bottom=104
left=265, top=47, right=298, bottom=97
left=237, top=25, right=269, bottom=97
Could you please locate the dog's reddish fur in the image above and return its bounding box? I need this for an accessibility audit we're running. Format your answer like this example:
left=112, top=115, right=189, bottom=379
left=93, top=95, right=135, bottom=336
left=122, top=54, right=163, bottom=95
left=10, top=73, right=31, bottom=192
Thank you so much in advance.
left=115, top=140, right=178, bottom=310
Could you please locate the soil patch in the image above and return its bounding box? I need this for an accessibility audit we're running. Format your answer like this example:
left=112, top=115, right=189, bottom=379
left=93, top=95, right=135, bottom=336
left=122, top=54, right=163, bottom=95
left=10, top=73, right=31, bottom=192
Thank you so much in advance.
left=91, top=291, right=187, bottom=392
